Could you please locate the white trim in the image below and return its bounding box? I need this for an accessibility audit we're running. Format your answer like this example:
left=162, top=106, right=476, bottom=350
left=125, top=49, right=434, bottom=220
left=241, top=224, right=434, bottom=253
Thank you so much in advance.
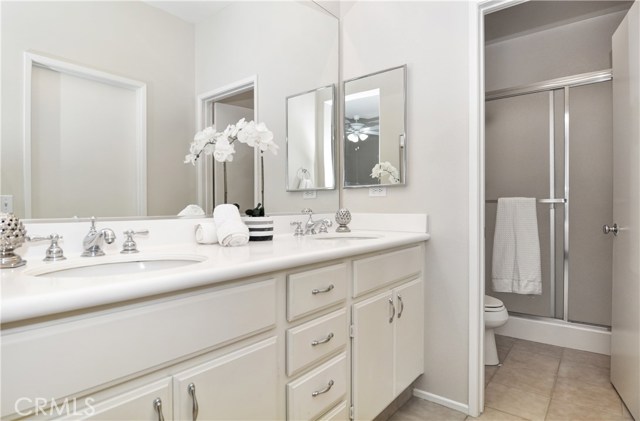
left=23, top=52, right=147, bottom=217
left=469, top=0, right=530, bottom=417
left=412, top=388, right=469, bottom=415
left=195, top=76, right=258, bottom=214
left=468, top=1, right=484, bottom=417
left=496, top=315, right=611, bottom=355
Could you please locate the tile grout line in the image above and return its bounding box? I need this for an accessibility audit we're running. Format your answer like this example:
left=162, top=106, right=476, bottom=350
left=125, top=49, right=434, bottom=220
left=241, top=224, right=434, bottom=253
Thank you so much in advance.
left=542, top=347, right=564, bottom=420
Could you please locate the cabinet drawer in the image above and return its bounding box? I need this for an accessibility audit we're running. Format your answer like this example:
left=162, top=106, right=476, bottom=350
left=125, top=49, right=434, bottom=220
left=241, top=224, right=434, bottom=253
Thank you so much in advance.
left=2, top=279, right=276, bottom=417
left=287, top=263, right=347, bottom=321
left=353, top=246, right=422, bottom=297
left=287, top=353, right=347, bottom=421
left=286, top=309, right=347, bottom=376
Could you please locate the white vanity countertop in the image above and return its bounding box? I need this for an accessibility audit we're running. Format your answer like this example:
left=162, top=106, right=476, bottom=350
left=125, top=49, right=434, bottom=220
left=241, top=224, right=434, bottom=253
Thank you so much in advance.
left=1, top=230, right=429, bottom=324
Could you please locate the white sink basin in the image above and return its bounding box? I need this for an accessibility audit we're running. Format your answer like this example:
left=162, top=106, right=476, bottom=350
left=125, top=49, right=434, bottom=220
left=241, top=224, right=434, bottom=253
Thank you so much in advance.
left=26, top=254, right=207, bottom=278
left=312, top=234, right=381, bottom=240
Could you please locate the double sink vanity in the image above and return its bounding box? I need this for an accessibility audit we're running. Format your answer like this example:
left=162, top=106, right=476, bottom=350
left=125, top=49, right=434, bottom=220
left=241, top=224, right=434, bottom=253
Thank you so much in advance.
left=1, top=215, right=429, bottom=421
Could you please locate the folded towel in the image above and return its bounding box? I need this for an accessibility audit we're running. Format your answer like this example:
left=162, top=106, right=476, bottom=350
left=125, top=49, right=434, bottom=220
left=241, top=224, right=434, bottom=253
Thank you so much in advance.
left=213, top=204, right=249, bottom=247
left=178, top=204, right=205, bottom=216
left=492, top=197, right=542, bottom=295
left=195, top=223, right=218, bottom=244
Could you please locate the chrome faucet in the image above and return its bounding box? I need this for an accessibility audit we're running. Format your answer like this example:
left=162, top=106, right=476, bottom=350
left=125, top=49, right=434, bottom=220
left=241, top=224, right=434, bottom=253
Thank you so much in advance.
left=301, top=208, right=333, bottom=235
left=82, top=217, right=116, bottom=257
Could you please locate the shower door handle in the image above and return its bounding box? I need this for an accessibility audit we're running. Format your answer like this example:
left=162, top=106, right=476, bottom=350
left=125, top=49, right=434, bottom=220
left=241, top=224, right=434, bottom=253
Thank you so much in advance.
left=603, top=223, right=619, bottom=236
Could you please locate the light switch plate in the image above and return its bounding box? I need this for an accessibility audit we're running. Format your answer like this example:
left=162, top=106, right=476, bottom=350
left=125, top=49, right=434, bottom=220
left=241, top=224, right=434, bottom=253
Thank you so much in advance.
left=0, top=195, right=13, bottom=213
left=368, top=187, right=387, bottom=197
left=302, top=191, right=317, bottom=199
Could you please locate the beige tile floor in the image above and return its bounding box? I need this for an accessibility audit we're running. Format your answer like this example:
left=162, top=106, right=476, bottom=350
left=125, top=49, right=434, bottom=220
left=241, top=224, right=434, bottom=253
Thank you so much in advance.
left=388, top=335, right=634, bottom=421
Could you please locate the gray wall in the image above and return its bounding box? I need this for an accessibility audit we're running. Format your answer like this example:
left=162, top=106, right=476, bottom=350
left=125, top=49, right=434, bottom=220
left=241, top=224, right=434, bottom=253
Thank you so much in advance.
left=342, top=0, right=472, bottom=406
left=485, top=10, right=627, bottom=91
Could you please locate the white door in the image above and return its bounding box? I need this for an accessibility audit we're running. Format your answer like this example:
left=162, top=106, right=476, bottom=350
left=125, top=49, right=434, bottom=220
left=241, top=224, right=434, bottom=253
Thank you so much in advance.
left=172, top=337, right=278, bottom=420
left=352, top=290, right=394, bottom=421
left=55, top=378, right=172, bottom=421
left=394, top=278, right=424, bottom=395
left=611, top=3, right=640, bottom=420
left=213, top=103, right=255, bottom=211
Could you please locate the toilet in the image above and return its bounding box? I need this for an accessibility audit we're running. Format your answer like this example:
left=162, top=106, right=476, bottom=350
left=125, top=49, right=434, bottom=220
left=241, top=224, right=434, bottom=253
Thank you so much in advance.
left=484, top=295, right=509, bottom=365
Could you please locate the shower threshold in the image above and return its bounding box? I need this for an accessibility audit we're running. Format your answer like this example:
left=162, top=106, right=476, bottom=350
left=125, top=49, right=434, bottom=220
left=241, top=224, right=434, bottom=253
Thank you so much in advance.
left=496, top=312, right=611, bottom=355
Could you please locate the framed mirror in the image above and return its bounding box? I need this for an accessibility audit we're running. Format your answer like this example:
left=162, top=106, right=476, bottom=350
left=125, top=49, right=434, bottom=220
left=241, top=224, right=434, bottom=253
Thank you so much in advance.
left=286, top=85, right=336, bottom=191
left=1, top=0, right=339, bottom=221
left=343, top=65, right=407, bottom=188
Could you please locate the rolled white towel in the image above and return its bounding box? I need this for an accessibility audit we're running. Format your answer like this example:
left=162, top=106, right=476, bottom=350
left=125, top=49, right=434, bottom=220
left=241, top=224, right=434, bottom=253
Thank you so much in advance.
left=213, top=205, right=248, bottom=247
left=195, top=223, right=218, bottom=244
left=217, top=220, right=249, bottom=247
left=213, top=204, right=243, bottom=223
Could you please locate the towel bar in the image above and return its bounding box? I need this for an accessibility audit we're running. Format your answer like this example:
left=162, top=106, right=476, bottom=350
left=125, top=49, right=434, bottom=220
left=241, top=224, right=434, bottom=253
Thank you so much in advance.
left=485, top=198, right=567, bottom=204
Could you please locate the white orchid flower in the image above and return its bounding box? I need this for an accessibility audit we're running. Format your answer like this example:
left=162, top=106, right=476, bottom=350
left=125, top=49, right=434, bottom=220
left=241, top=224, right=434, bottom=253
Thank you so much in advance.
left=185, top=120, right=276, bottom=165
left=213, top=137, right=235, bottom=162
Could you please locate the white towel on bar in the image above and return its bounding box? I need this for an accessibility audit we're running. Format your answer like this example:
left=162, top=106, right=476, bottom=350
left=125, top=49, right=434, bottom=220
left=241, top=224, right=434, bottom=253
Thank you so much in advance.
left=492, top=197, right=542, bottom=295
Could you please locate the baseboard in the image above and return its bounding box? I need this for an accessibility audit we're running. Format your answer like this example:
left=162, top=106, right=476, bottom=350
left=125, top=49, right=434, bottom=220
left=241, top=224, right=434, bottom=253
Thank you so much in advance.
left=495, top=315, right=611, bottom=355
left=412, top=388, right=469, bottom=415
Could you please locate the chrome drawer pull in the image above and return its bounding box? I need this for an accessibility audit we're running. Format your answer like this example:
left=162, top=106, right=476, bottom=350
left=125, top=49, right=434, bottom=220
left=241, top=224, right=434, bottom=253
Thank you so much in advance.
left=312, top=284, right=334, bottom=295
left=312, top=380, right=335, bottom=397
left=397, top=295, right=404, bottom=318
left=388, top=298, right=396, bottom=323
left=311, top=332, right=334, bottom=346
left=153, top=398, right=165, bottom=421
left=188, top=383, right=199, bottom=421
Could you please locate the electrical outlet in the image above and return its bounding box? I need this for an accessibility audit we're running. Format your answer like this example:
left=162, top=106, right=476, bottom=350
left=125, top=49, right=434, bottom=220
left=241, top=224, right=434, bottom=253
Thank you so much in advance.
left=302, top=191, right=317, bottom=199
left=369, top=187, right=387, bottom=197
left=0, top=195, right=13, bottom=213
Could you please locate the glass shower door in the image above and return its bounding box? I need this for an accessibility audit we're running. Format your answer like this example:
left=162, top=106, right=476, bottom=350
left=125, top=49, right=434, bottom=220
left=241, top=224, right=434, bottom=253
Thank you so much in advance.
left=567, top=81, right=613, bottom=327
left=485, top=90, right=565, bottom=319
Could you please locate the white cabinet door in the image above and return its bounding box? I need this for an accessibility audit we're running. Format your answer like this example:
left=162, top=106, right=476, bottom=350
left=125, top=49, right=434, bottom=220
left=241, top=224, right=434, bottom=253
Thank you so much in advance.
left=394, top=278, right=424, bottom=395
left=172, top=337, right=278, bottom=421
left=352, top=290, right=394, bottom=421
left=55, top=378, right=172, bottom=421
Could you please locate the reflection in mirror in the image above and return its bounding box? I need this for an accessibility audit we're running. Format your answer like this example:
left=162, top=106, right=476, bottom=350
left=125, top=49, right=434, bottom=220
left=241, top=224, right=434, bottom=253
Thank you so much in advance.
left=1, top=0, right=339, bottom=221
left=286, top=85, right=336, bottom=191
left=343, top=65, right=407, bottom=187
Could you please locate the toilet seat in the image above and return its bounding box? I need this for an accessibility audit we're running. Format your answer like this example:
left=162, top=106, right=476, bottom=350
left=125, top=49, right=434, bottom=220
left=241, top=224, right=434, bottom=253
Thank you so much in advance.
left=484, top=295, right=505, bottom=312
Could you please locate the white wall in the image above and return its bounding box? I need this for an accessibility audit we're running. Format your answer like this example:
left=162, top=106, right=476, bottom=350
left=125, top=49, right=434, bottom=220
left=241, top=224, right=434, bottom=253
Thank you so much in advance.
left=342, top=1, right=471, bottom=406
left=485, top=10, right=627, bottom=91
left=195, top=1, right=339, bottom=214
left=1, top=1, right=195, bottom=217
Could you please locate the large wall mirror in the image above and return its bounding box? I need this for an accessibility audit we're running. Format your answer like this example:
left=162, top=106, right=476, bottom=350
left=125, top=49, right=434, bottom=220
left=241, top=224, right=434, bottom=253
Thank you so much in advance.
left=286, top=85, right=336, bottom=192
left=195, top=1, right=339, bottom=215
left=0, top=0, right=339, bottom=220
left=343, top=65, right=407, bottom=188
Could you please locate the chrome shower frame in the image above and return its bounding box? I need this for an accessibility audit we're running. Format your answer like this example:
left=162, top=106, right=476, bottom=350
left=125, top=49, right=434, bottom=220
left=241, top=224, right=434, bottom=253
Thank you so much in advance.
left=486, top=69, right=612, bottom=323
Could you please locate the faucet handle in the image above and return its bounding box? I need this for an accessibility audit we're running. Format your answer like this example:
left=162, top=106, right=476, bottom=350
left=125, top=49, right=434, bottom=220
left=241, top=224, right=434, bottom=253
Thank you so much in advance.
left=318, top=220, right=333, bottom=234
left=301, top=208, right=313, bottom=215
left=121, top=229, right=149, bottom=254
left=89, top=216, right=97, bottom=230
left=290, top=221, right=304, bottom=236
left=27, top=234, right=66, bottom=262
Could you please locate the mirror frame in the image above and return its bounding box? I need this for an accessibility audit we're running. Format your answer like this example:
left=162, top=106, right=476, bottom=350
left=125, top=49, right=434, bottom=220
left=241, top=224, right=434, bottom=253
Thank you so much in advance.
left=285, top=84, right=337, bottom=192
left=342, top=64, right=407, bottom=189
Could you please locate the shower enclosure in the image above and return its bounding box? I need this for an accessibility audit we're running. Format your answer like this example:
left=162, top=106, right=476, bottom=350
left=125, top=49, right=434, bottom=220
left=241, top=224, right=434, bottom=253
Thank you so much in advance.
left=485, top=70, right=614, bottom=328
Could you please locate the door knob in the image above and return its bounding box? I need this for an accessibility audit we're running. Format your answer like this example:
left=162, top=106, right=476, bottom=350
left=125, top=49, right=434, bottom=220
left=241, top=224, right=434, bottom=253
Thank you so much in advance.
left=603, top=223, right=619, bottom=236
